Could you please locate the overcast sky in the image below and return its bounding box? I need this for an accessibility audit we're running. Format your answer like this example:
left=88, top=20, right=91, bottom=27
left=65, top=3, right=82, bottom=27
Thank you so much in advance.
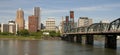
left=0, top=0, right=120, bottom=26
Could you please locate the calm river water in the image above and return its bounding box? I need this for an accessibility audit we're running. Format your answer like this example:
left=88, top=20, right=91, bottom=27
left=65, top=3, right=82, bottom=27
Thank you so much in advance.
left=0, top=39, right=120, bottom=55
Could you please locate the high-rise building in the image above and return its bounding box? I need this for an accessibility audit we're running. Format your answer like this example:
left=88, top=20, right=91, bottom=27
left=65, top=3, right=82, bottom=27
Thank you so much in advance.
left=60, top=17, right=65, bottom=34
left=8, top=21, right=18, bottom=34
left=34, top=7, right=40, bottom=30
left=0, top=21, right=17, bottom=34
left=28, top=15, right=38, bottom=32
left=45, top=18, right=56, bottom=31
left=65, top=16, right=69, bottom=26
left=78, top=17, right=93, bottom=27
left=1, top=23, right=9, bottom=33
left=15, top=8, right=25, bottom=31
left=65, top=16, right=70, bottom=32
left=70, top=11, right=74, bottom=29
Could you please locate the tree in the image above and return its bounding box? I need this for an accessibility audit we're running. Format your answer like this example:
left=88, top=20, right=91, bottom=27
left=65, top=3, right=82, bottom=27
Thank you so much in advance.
left=1, top=32, right=13, bottom=35
left=29, top=31, right=42, bottom=39
left=17, top=29, right=29, bottom=36
left=49, top=31, right=61, bottom=37
left=49, top=31, right=56, bottom=37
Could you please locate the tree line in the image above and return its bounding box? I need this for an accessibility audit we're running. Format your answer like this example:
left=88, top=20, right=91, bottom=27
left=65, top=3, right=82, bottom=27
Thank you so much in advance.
left=0, top=29, right=61, bottom=39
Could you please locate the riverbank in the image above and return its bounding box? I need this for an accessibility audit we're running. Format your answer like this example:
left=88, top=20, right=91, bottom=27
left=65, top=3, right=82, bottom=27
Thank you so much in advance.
left=41, top=36, right=61, bottom=40
left=0, top=35, right=104, bottom=41
left=0, top=35, right=61, bottom=40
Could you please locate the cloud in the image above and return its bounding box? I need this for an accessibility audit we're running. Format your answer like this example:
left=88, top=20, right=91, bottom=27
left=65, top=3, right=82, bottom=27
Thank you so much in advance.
left=104, top=3, right=120, bottom=8
left=0, top=0, right=36, bottom=9
left=41, top=3, right=120, bottom=17
left=73, top=3, right=120, bottom=12
left=0, top=0, right=120, bottom=25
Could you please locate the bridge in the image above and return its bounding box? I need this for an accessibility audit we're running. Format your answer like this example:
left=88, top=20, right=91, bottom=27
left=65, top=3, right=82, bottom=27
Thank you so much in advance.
left=61, top=18, right=120, bottom=49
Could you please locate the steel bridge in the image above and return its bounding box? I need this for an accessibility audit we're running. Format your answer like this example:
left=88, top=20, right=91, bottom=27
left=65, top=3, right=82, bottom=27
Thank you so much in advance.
left=61, top=18, right=120, bottom=49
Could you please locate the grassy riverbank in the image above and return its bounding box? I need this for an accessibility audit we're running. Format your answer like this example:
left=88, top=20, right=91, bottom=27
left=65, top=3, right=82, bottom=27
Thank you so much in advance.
left=0, top=35, right=61, bottom=40
left=0, top=35, right=38, bottom=40
left=0, top=30, right=61, bottom=40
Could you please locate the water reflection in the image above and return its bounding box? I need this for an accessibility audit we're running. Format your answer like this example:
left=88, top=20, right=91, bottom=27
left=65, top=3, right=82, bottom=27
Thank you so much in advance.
left=15, top=40, right=40, bottom=55
left=0, top=40, right=3, bottom=48
left=0, top=40, right=119, bottom=55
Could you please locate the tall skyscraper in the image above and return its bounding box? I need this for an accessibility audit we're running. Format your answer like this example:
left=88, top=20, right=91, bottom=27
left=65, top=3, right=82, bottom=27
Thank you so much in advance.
left=65, top=16, right=69, bottom=32
left=65, top=16, right=69, bottom=25
left=15, top=8, right=25, bottom=31
left=28, top=15, right=38, bottom=32
left=34, top=7, right=40, bottom=30
left=70, top=11, right=74, bottom=29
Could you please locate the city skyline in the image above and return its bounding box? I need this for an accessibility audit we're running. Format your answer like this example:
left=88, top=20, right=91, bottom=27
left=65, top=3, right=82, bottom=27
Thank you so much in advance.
left=0, top=0, right=120, bottom=26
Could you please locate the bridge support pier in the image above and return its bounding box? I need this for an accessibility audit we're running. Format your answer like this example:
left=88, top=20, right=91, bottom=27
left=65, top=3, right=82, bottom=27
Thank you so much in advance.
left=62, top=34, right=69, bottom=41
left=76, top=35, right=82, bottom=43
left=66, top=34, right=72, bottom=42
left=105, top=35, right=117, bottom=49
left=66, top=35, right=70, bottom=41
left=61, top=35, right=67, bottom=40
left=69, top=35, right=74, bottom=42
left=86, top=35, right=93, bottom=45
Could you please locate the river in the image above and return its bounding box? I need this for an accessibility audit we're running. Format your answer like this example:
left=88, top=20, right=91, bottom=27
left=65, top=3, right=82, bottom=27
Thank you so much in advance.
left=0, top=39, right=120, bottom=55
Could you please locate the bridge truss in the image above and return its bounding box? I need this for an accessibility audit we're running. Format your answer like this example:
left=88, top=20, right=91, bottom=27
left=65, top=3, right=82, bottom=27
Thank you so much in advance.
left=66, top=18, right=120, bottom=33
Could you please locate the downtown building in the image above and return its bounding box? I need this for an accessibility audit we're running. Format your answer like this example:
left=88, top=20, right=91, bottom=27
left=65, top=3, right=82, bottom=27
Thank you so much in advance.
left=78, top=17, right=93, bottom=27
left=64, top=16, right=71, bottom=33
left=60, top=11, right=75, bottom=33
left=77, top=17, right=93, bottom=32
left=59, top=17, right=65, bottom=34
left=1, top=23, right=9, bottom=33
left=34, top=7, right=41, bottom=30
left=63, top=11, right=75, bottom=33
left=45, top=18, right=56, bottom=31
left=70, top=11, right=74, bottom=29
left=0, top=21, right=18, bottom=34
left=15, top=8, right=25, bottom=31
left=28, top=15, right=38, bottom=32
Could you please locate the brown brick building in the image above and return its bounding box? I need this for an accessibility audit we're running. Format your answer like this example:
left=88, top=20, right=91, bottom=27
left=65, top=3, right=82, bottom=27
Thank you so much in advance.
left=28, top=15, right=38, bottom=32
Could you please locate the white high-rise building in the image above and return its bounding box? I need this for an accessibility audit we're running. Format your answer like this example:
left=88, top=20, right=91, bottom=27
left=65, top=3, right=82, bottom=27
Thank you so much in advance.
left=8, top=21, right=18, bottom=34
left=46, top=18, right=56, bottom=31
left=78, top=17, right=93, bottom=27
